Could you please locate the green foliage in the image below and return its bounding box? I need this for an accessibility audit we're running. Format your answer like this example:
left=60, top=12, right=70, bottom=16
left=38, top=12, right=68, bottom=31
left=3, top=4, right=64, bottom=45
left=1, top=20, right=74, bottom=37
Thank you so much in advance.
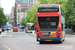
left=62, top=0, right=75, bottom=25
left=38, top=0, right=50, bottom=4
left=21, top=3, right=40, bottom=25
left=0, top=8, right=8, bottom=27
left=38, top=0, right=64, bottom=4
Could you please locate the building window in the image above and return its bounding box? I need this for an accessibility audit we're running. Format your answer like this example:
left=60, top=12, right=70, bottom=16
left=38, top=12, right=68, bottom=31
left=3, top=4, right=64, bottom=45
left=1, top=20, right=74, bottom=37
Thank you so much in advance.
left=18, top=9, right=20, bottom=12
left=23, top=5, right=25, bottom=7
left=18, top=15, right=20, bottom=23
left=27, top=0, right=29, bottom=3
left=16, top=0, right=30, bottom=3
left=33, top=0, right=38, bottom=1
left=18, top=15, right=20, bottom=19
left=26, top=0, right=27, bottom=3
left=23, top=0, right=25, bottom=3
left=31, top=0, right=33, bottom=2
left=22, top=5, right=26, bottom=8
left=27, top=5, right=29, bottom=6
left=17, top=4, right=21, bottom=7
left=18, top=0, right=20, bottom=3
left=20, top=0, right=23, bottom=3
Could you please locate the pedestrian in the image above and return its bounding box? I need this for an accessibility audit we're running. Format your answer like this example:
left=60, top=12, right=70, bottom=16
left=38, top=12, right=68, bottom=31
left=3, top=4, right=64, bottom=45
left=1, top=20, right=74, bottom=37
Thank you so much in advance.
left=0, top=28, right=2, bottom=35
left=7, top=28, right=9, bottom=33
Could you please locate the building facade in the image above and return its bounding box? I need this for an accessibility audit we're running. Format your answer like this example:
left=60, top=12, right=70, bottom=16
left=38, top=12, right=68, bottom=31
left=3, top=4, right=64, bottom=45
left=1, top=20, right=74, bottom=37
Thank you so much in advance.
left=30, top=0, right=39, bottom=8
left=33, top=1, right=39, bottom=6
left=16, top=4, right=28, bottom=25
left=14, top=0, right=39, bottom=26
left=11, top=6, right=15, bottom=19
left=15, top=0, right=30, bottom=26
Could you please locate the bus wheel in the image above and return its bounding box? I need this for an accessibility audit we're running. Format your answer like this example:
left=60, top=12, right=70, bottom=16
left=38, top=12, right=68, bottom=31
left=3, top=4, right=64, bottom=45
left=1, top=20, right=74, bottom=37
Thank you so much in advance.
left=39, top=41, right=43, bottom=44
left=63, top=38, right=65, bottom=41
left=59, top=39, right=63, bottom=43
left=26, top=31, right=28, bottom=33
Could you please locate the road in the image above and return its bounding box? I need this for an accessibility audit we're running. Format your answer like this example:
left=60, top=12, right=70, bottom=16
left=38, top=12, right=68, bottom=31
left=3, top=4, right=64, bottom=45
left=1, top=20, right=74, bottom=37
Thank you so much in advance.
left=0, top=31, right=75, bottom=50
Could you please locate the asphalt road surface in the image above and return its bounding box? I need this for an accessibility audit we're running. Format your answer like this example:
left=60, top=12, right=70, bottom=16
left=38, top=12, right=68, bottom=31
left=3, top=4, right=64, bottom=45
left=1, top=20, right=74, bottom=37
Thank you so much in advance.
left=0, top=31, right=75, bottom=50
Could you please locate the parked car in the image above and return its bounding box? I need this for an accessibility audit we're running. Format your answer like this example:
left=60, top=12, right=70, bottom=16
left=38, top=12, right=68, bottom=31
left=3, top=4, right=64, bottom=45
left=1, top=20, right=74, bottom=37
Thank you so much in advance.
left=2, top=28, right=4, bottom=32
left=13, top=27, right=18, bottom=32
left=18, top=26, right=24, bottom=32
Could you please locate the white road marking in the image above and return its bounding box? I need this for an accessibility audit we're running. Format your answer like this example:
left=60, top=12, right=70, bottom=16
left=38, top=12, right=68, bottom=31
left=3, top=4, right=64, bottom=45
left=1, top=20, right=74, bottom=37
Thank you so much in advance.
left=0, top=42, right=11, bottom=50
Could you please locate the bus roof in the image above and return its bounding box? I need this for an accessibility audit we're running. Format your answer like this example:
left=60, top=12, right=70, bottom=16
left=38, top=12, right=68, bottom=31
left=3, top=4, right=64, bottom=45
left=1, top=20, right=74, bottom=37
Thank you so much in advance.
left=38, top=4, right=59, bottom=6
left=38, top=4, right=59, bottom=9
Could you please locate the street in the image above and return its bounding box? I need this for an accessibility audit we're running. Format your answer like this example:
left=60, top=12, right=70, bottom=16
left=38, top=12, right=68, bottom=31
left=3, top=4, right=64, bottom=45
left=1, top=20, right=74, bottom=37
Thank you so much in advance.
left=0, top=30, right=75, bottom=50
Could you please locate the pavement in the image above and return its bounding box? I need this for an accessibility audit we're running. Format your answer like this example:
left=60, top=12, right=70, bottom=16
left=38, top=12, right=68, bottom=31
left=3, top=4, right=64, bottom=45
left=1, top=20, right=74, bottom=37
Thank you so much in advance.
left=65, top=34, right=75, bottom=37
left=0, top=32, right=12, bottom=37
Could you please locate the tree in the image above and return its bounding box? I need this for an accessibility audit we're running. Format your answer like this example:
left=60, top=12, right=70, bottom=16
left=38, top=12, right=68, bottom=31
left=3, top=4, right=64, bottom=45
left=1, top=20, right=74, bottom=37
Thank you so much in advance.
left=21, top=18, right=26, bottom=26
left=38, top=0, right=50, bottom=4
left=39, top=0, right=64, bottom=4
left=0, top=8, right=8, bottom=27
left=62, top=0, right=75, bottom=25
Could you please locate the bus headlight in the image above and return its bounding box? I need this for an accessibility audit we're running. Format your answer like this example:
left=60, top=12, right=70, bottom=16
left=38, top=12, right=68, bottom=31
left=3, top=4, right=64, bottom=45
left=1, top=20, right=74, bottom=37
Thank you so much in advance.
left=38, top=38, right=40, bottom=40
left=37, top=33, right=39, bottom=37
left=58, top=33, right=60, bottom=36
left=37, top=30, right=39, bottom=37
left=58, top=30, right=60, bottom=37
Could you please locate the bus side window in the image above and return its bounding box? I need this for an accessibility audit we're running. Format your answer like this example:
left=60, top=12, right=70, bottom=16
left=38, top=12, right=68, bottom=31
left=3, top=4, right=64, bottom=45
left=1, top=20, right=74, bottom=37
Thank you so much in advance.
left=61, top=23, right=63, bottom=31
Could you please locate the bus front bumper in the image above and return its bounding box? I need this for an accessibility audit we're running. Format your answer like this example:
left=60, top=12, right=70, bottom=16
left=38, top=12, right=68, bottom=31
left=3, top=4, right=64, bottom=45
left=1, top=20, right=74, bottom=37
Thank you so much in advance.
left=37, top=37, right=61, bottom=42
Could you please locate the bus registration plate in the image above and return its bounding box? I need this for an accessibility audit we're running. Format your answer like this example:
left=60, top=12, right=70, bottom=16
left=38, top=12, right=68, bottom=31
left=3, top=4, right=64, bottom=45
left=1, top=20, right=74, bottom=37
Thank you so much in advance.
left=46, top=40, right=51, bottom=41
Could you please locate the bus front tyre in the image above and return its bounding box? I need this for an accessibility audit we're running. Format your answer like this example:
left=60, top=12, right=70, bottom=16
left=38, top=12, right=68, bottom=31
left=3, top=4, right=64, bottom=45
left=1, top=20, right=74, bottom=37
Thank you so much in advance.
left=39, top=41, right=43, bottom=44
left=59, top=39, right=63, bottom=43
left=26, top=31, right=28, bottom=33
left=63, top=38, right=65, bottom=41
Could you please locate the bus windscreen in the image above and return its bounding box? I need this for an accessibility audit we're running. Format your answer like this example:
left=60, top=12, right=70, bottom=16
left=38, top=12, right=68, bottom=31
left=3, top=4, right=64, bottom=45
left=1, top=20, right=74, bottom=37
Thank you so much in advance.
left=38, top=17, right=59, bottom=31
left=28, top=24, right=35, bottom=30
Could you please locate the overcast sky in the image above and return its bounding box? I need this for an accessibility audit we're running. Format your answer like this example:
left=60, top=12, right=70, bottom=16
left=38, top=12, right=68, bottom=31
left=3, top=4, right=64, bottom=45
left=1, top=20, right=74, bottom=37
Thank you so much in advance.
left=1, top=0, right=15, bottom=14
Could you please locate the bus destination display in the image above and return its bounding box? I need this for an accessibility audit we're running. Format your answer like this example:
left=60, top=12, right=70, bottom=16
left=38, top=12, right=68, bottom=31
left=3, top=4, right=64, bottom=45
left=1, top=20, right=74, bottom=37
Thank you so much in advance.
left=38, top=8, right=59, bottom=12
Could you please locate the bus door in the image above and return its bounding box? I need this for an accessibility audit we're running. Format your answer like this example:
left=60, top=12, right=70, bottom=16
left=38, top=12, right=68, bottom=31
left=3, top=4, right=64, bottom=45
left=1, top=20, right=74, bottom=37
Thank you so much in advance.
left=61, top=16, right=65, bottom=40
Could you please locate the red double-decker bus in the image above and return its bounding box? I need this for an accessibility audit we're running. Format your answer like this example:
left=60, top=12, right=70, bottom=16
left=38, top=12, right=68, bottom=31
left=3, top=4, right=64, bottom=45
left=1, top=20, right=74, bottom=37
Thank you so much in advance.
left=36, top=4, right=65, bottom=43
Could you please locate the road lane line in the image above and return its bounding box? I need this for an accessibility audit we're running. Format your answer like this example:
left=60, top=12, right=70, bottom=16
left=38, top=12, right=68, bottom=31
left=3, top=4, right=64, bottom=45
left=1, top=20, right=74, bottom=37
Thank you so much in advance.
left=0, top=42, right=11, bottom=50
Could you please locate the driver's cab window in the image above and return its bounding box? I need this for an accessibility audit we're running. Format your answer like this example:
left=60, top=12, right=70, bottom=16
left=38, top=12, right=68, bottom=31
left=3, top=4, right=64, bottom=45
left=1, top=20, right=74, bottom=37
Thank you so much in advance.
left=31, top=25, right=35, bottom=29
